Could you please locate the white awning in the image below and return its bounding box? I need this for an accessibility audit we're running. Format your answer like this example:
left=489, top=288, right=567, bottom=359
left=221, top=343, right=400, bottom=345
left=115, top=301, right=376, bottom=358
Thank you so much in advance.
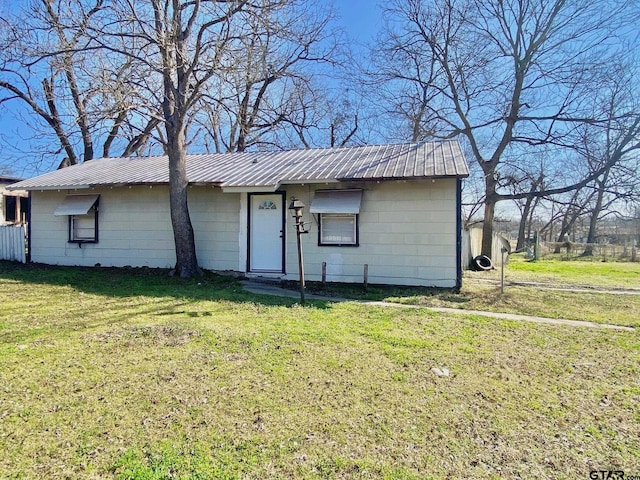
left=310, top=189, right=363, bottom=214
left=53, top=194, right=99, bottom=216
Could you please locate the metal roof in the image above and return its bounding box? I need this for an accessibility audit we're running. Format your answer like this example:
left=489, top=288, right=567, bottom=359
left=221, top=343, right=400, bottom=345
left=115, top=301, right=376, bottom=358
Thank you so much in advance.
left=8, top=140, right=469, bottom=192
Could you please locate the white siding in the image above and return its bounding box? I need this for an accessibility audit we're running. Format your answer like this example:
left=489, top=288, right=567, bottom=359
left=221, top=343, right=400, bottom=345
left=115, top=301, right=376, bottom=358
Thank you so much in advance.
left=281, top=180, right=458, bottom=287
left=30, top=180, right=459, bottom=287
left=190, top=187, right=241, bottom=271
left=30, top=186, right=240, bottom=270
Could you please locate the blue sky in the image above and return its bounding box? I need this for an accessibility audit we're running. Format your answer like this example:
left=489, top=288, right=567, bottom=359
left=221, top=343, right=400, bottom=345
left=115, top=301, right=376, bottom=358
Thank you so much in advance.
left=335, top=0, right=381, bottom=42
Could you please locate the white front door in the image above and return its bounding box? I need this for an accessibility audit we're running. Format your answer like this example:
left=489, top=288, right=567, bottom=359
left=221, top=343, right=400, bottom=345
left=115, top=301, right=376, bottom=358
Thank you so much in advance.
left=249, top=193, right=284, bottom=272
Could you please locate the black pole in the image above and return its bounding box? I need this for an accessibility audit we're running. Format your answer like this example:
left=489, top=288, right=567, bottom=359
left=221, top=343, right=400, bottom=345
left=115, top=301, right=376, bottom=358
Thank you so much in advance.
left=296, top=220, right=305, bottom=304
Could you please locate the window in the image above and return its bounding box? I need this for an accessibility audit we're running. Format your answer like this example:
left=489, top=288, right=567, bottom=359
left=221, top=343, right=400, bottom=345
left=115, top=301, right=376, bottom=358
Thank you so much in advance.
left=4, top=196, right=16, bottom=223
left=3, top=195, right=29, bottom=224
left=70, top=207, right=98, bottom=242
left=258, top=200, right=277, bottom=210
left=53, top=194, right=100, bottom=243
left=319, top=213, right=358, bottom=246
left=310, top=189, right=362, bottom=247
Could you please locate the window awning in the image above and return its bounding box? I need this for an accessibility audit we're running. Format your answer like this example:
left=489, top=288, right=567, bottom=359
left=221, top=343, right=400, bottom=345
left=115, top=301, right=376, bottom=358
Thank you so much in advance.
left=310, top=189, right=363, bottom=214
left=53, top=194, right=99, bottom=216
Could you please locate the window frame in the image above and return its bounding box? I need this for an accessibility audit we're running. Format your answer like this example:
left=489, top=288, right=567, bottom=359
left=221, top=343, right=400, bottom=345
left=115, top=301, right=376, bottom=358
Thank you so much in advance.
left=318, top=212, right=359, bottom=247
left=4, top=195, right=17, bottom=223
left=68, top=199, right=99, bottom=244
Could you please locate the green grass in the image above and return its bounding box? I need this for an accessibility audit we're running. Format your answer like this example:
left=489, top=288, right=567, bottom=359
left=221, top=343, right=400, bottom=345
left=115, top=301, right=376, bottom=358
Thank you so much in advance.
left=497, top=256, right=640, bottom=287
left=388, top=284, right=640, bottom=328
left=306, top=259, right=640, bottom=328
left=0, top=261, right=639, bottom=479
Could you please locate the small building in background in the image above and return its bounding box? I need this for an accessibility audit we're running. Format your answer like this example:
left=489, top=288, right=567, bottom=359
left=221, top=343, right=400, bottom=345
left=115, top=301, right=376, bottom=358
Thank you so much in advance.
left=0, top=177, right=29, bottom=225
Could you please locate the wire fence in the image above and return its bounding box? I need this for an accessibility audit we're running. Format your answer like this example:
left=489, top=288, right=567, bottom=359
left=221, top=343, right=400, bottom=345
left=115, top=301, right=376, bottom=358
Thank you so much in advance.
left=535, top=241, right=638, bottom=261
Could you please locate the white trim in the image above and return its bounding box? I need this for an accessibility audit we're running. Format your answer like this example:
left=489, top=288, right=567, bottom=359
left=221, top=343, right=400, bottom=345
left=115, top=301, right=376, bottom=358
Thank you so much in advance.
left=22, top=185, right=91, bottom=192
left=238, top=192, right=248, bottom=272
left=280, top=179, right=339, bottom=186
left=222, top=185, right=278, bottom=193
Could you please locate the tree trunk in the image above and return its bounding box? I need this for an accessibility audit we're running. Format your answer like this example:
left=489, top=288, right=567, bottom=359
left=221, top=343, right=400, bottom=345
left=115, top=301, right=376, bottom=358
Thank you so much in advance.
left=166, top=121, right=200, bottom=278
left=582, top=200, right=601, bottom=256
left=516, top=195, right=535, bottom=251
left=481, top=176, right=498, bottom=258
left=554, top=212, right=575, bottom=253
left=582, top=172, right=609, bottom=256
left=582, top=210, right=599, bottom=256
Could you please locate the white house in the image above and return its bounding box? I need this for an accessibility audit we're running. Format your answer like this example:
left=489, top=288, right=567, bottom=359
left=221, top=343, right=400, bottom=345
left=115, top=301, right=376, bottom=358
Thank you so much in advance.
left=8, top=141, right=469, bottom=287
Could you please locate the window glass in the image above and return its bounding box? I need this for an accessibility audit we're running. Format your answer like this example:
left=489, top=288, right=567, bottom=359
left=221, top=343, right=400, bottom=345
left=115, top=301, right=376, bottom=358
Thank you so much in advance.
left=320, top=214, right=357, bottom=245
left=4, top=196, right=16, bottom=222
left=69, top=205, right=98, bottom=242
left=259, top=200, right=277, bottom=210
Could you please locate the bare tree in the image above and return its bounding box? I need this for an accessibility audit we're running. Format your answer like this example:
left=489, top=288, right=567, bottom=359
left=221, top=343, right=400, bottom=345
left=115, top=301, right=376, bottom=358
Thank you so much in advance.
left=190, top=1, right=340, bottom=153
left=83, top=0, right=252, bottom=277
left=2, top=0, right=341, bottom=276
left=578, top=68, right=640, bottom=255
left=370, top=0, right=640, bottom=257
left=513, top=172, right=545, bottom=250
left=283, top=80, right=363, bottom=149
left=548, top=190, right=593, bottom=251
left=81, top=0, right=340, bottom=277
left=0, top=1, right=159, bottom=171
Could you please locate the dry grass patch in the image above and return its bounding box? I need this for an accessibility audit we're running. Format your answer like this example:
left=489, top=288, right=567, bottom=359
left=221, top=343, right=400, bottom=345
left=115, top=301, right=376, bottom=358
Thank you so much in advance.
left=309, top=259, right=640, bottom=328
left=390, top=284, right=640, bottom=328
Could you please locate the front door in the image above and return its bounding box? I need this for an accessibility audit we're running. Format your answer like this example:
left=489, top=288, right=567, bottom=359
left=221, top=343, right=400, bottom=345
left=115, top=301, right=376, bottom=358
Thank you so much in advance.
left=249, top=193, right=285, bottom=272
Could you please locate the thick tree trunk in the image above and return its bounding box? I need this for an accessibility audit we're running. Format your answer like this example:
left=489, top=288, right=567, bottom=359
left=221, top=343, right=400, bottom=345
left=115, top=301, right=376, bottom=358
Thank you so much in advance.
left=166, top=122, right=200, bottom=278
left=554, top=218, right=571, bottom=253
left=582, top=193, right=603, bottom=256
left=582, top=173, right=608, bottom=256
left=516, top=195, right=535, bottom=251
left=481, top=177, right=498, bottom=258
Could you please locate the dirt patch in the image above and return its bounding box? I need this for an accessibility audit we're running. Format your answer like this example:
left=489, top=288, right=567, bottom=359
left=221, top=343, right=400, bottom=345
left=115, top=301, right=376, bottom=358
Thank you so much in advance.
left=86, top=323, right=201, bottom=347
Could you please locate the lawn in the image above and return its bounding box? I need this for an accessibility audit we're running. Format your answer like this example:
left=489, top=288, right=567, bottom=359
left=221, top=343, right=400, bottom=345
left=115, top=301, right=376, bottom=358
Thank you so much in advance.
left=307, top=259, right=640, bottom=328
left=0, top=262, right=639, bottom=479
left=479, top=256, right=640, bottom=288
left=388, top=284, right=640, bottom=328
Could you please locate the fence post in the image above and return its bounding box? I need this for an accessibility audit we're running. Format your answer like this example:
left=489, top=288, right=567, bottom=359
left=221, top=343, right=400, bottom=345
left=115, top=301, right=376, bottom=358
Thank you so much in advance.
left=321, top=261, right=326, bottom=286
left=363, top=264, right=368, bottom=290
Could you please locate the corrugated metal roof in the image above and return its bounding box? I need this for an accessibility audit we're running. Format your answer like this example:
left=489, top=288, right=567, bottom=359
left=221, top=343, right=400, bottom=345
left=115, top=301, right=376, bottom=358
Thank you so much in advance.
left=8, top=140, right=469, bottom=192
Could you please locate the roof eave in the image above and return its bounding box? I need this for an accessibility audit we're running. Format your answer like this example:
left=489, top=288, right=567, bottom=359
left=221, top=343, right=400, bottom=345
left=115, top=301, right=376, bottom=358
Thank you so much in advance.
left=336, top=174, right=469, bottom=183
left=279, top=178, right=340, bottom=186
left=9, top=184, right=92, bottom=192
left=221, top=185, right=279, bottom=193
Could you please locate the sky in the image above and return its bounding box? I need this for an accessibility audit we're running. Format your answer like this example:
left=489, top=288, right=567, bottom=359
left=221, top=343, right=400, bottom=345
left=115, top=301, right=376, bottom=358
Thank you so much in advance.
left=0, top=1, right=384, bottom=179
left=335, top=0, right=381, bottom=43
